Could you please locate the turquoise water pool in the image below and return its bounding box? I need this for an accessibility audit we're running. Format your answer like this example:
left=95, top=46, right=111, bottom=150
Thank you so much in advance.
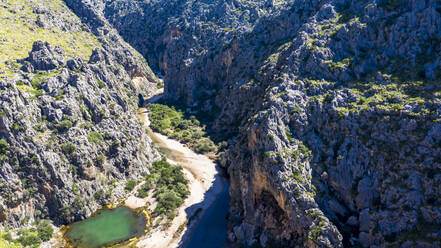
left=65, top=207, right=145, bottom=248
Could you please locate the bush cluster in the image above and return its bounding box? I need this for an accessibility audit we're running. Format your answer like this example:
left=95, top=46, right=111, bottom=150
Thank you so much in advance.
left=2, top=220, right=53, bottom=248
left=125, top=179, right=138, bottom=191
left=137, top=159, right=189, bottom=219
left=0, top=138, right=9, bottom=158
left=56, top=120, right=72, bottom=132
left=61, top=142, right=76, bottom=156
left=148, top=104, right=217, bottom=154
left=87, top=131, right=103, bottom=145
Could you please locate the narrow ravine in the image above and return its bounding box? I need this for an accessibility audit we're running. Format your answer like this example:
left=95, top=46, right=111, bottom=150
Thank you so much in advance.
left=131, top=98, right=227, bottom=248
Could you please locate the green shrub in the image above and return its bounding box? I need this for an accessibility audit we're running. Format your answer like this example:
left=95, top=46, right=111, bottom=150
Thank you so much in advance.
left=72, top=184, right=79, bottom=194
left=0, top=138, right=8, bottom=154
left=61, top=142, right=76, bottom=156
left=195, top=140, right=216, bottom=153
left=125, top=180, right=138, bottom=192
left=298, top=142, right=311, bottom=157
left=2, top=232, right=12, bottom=242
left=93, top=190, right=104, bottom=200
left=87, top=132, right=103, bottom=145
left=56, top=120, right=72, bottom=131
left=17, top=230, right=41, bottom=248
left=156, top=81, right=164, bottom=89
left=11, top=122, right=24, bottom=131
left=291, top=105, right=302, bottom=114
left=96, top=154, right=105, bottom=165
left=148, top=104, right=183, bottom=133
left=37, top=220, right=53, bottom=241
left=293, top=169, right=303, bottom=182
left=97, top=80, right=105, bottom=89
left=55, top=90, right=64, bottom=101
left=146, top=159, right=189, bottom=219
left=137, top=182, right=151, bottom=197
left=285, top=127, right=294, bottom=143
left=154, top=190, right=184, bottom=217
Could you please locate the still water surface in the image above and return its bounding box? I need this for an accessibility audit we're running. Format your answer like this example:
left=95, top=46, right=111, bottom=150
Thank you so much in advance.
left=186, top=184, right=230, bottom=248
left=65, top=207, right=145, bottom=248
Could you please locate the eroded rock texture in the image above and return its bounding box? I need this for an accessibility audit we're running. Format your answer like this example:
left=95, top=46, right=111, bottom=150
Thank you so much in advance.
left=3, top=0, right=441, bottom=247
left=0, top=0, right=159, bottom=227
left=91, top=0, right=441, bottom=247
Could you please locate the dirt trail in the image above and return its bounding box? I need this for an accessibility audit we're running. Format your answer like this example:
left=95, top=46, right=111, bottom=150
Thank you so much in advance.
left=132, top=102, right=226, bottom=248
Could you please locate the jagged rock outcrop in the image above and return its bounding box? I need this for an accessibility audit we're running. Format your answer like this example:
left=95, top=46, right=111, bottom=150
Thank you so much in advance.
left=26, top=41, right=66, bottom=71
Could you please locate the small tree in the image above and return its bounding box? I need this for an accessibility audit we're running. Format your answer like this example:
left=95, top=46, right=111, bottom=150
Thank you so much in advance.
left=37, top=220, right=54, bottom=241
left=56, top=120, right=73, bottom=131
left=61, top=142, right=76, bottom=156
left=125, top=180, right=138, bottom=191
left=0, top=138, right=8, bottom=154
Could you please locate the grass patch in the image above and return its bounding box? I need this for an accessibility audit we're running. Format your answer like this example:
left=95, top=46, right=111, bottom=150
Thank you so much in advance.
left=0, top=0, right=101, bottom=76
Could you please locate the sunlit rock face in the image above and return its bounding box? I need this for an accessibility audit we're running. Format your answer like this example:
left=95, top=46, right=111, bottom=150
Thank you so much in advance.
left=3, top=0, right=441, bottom=247
left=0, top=0, right=159, bottom=228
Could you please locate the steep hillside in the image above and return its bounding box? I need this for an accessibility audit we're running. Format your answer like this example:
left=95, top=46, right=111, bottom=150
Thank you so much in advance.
left=80, top=0, right=441, bottom=247
left=0, top=0, right=159, bottom=234
left=2, top=0, right=441, bottom=247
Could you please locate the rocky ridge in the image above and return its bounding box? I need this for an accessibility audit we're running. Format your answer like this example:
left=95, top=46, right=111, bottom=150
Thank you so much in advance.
left=0, top=0, right=160, bottom=230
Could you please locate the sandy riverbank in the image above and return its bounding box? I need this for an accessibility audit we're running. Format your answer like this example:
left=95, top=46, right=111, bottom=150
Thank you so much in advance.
left=130, top=107, right=226, bottom=248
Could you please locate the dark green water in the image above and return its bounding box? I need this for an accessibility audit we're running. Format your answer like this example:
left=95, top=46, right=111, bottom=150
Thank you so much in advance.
left=66, top=207, right=145, bottom=248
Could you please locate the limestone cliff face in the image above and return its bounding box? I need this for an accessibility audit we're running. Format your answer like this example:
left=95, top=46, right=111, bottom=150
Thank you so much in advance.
left=3, top=0, right=441, bottom=247
left=0, top=0, right=159, bottom=228
left=94, top=0, right=441, bottom=247
left=70, top=0, right=441, bottom=247
left=224, top=79, right=441, bottom=247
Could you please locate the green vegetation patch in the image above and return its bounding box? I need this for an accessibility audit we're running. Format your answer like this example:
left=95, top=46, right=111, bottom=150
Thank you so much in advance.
left=61, top=142, right=76, bottom=157
left=16, top=71, right=62, bottom=97
left=125, top=179, right=138, bottom=192
left=325, top=58, right=351, bottom=71
left=0, top=138, right=9, bottom=159
left=264, top=40, right=292, bottom=64
left=1, top=220, right=53, bottom=248
left=137, top=159, right=189, bottom=220
left=344, top=80, right=439, bottom=116
left=56, top=120, right=73, bottom=132
left=148, top=104, right=217, bottom=154
left=87, top=132, right=104, bottom=145
left=0, top=0, right=101, bottom=75
left=0, top=237, right=23, bottom=248
left=304, top=77, right=439, bottom=117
